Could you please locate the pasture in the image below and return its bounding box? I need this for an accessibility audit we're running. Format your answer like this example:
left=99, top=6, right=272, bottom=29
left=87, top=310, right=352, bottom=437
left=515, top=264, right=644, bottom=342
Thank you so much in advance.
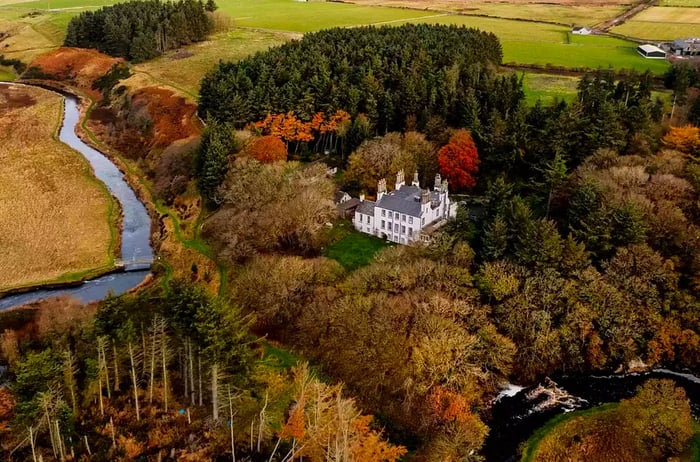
left=0, top=84, right=114, bottom=291
left=611, top=6, right=700, bottom=40
left=660, top=0, right=700, bottom=6
left=348, top=0, right=626, bottom=27
left=400, top=15, right=669, bottom=73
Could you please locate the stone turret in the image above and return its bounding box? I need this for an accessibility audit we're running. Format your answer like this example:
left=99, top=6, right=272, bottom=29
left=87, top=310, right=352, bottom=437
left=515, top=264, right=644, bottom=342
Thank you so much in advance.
left=412, top=171, right=420, bottom=187
left=395, top=169, right=405, bottom=191
left=378, top=178, right=387, bottom=200
left=434, top=173, right=442, bottom=191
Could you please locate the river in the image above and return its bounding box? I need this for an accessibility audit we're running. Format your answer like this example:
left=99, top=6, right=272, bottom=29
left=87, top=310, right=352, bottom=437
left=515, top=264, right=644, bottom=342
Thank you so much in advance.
left=0, top=87, right=153, bottom=310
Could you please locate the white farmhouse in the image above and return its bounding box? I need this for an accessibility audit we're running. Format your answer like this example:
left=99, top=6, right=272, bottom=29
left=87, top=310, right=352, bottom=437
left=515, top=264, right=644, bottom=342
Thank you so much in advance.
left=353, top=170, right=456, bottom=244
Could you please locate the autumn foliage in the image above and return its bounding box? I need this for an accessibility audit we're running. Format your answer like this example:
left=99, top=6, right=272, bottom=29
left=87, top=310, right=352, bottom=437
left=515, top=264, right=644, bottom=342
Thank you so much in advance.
left=253, top=110, right=352, bottom=153
left=245, top=135, right=288, bottom=163
left=438, top=129, right=479, bottom=190
left=276, top=364, right=407, bottom=462
left=662, top=125, right=700, bottom=155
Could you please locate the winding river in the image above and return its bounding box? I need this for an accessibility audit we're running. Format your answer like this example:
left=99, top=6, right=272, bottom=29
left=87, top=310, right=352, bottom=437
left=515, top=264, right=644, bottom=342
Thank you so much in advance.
left=0, top=87, right=153, bottom=310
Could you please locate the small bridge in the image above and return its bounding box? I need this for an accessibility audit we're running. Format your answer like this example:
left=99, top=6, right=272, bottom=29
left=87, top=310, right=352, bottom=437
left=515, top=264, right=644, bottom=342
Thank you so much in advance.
left=115, top=257, right=155, bottom=271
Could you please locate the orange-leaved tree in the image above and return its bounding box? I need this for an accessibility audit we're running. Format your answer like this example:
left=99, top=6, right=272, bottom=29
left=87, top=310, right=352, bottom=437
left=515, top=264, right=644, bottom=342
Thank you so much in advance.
left=663, top=125, right=700, bottom=156
left=245, top=135, right=288, bottom=163
left=438, top=129, right=479, bottom=190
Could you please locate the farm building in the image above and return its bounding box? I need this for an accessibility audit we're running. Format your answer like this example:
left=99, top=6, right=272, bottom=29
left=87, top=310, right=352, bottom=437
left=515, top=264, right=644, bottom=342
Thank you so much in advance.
left=671, top=38, right=700, bottom=56
left=571, top=26, right=592, bottom=35
left=637, top=44, right=666, bottom=59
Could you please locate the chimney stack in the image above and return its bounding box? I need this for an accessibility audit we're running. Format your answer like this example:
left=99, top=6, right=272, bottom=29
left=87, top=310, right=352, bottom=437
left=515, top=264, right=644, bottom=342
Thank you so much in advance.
left=412, top=171, right=419, bottom=187
left=434, top=173, right=442, bottom=191
left=395, top=169, right=405, bottom=191
left=421, top=189, right=430, bottom=205
left=360, top=193, right=365, bottom=202
left=378, top=178, right=387, bottom=200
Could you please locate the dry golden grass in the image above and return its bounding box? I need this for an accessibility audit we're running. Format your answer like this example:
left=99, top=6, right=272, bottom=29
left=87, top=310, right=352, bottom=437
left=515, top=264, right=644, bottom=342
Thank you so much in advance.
left=346, top=0, right=629, bottom=25
left=0, top=84, right=113, bottom=290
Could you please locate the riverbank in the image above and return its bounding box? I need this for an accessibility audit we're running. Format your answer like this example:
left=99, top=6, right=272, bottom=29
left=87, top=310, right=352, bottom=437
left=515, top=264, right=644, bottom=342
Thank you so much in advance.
left=0, top=83, right=118, bottom=295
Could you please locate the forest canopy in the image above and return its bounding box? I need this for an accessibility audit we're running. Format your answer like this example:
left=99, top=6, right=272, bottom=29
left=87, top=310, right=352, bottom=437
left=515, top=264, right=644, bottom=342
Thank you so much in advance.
left=198, top=24, right=504, bottom=133
left=64, top=0, right=215, bottom=62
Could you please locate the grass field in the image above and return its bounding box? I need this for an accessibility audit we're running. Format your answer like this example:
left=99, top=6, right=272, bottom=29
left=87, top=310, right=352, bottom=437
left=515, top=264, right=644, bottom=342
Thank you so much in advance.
left=132, top=29, right=295, bottom=97
left=0, top=84, right=114, bottom=291
left=396, top=15, right=669, bottom=73
left=660, top=0, right=700, bottom=6
left=611, top=6, right=700, bottom=40
left=322, top=222, right=390, bottom=271
left=349, top=0, right=625, bottom=27
left=0, top=66, right=15, bottom=80
left=521, top=72, right=579, bottom=105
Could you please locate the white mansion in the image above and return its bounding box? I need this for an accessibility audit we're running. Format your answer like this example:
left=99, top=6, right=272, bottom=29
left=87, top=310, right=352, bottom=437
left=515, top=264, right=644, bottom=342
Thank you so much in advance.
left=353, top=170, right=456, bottom=244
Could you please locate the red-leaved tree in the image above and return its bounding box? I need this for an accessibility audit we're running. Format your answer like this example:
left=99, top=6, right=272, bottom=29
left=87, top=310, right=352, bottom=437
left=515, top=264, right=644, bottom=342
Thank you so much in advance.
left=437, top=129, right=479, bottom=190
left=245, top=135, right=288, bottom=163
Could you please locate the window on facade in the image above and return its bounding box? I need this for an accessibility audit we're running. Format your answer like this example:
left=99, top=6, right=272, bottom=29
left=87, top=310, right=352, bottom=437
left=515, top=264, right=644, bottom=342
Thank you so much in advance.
left=394, top=212, right=399, bottom=219
left=394, top=224, right=399, bottom=232
left=409, top=216, right=413, bottom=224
left=382, top=210, right=385, bottom=217
left=381, top=220, right=385, bottom=229
left=409, top=227, right=413, bottom=235
left=422, top=217, right=425, bottom=225
left=401, top=225, right=406, bottom=233
left=401, top=214, right=406, bottom=222
left=366, top=215, right=370, bottom=224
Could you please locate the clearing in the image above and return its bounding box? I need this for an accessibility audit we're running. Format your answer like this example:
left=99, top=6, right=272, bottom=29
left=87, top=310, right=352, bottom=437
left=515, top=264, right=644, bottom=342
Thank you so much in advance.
left=0, top=84, right=114, bottom=292
left=611, top=6, right=700, bottom=40
left=132, top=29, right=295, bottom=97
left=521, top=72, right=579, bottom=105
left=322, top=222, right=390, bottom=272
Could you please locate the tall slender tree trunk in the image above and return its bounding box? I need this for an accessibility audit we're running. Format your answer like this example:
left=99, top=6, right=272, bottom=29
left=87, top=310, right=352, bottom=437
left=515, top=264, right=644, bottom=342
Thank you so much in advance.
left=228, top=386, right=236, bottom=462
left=161, top=322, right=168, bottom=412
left=128, top=342, right=140, bottom=421
left=112, top=340, right=120, bottom=392
left=198, top=353, right=203, bottom=406
left=64, top=349, right=77, bottom=414
left=29, top=426, right=37, bottom=462
left=183, top=341, right=189, bottom=399
left=149, top=328, right=157, bottom=405
left=189, top=343, right=196, bottom=406
left=211, top=363, right=219, bottom=420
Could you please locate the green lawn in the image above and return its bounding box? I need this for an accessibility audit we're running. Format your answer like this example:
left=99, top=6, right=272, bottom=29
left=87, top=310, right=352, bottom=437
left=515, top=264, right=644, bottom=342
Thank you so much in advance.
left=521, top=403, right=619, bottom=462
left=322, top=222, right=390, bottom=271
